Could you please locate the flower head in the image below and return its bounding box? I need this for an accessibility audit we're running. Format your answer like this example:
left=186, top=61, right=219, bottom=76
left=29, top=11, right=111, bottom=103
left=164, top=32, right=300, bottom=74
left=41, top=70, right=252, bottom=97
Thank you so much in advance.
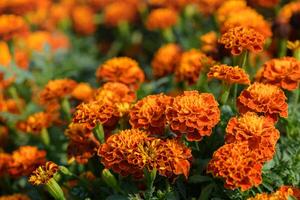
left=207, top=64, right=250, bottom=85
left=200, top=31, right=218, bottom=53
left=0, top=15, right=28, bottom=40
left=151, top=43, right=182, bottom=78
left=129, top=94, right=173, bottom=134
left=96, top=57, right=145, bottom=90
left=175, top=49, right=214, bottom=84
left=28, top=161, right=59, bottom=185
left=71, top=5, right=96, bottom=35
left=146, top=8, right=178, bottom=30
left=247, top=187, right=294, bottom=200
left=257, top=57, right=300, bottom=91
left=219, top=26, right=265, bottom=55
left=8, top=146, right=46, bottom=177
left=166, top=91, right=220, bottom=141
left=278, top=2, right=300, bottom=24
left=197, top=0, right=225, bottom=16
left=216, top=0, right=248, bottom=24
left=237, top=82, right=288, bottom=122
left=207, top=142, right=263, bottom=191
left=71, top=83, right=94, bottom=102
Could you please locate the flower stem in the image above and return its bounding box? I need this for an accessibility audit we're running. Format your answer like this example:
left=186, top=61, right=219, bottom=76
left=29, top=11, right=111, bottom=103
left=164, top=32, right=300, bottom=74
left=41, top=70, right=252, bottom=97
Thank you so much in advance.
left=294, top=49, right=300, bottom=61
left=93, top=124, right=105, bottom=144
left=45, top=178, right=65, bottom=200
left=279, top=39, right=287, bottom=57
left=240, top=51, right=248, bottom=70
left=41, top=128, right=50, bottom=146
left=61, top=98, right=71, bottom=121
left=162, top=28, right=175, bottom=43
left=220, top=84, right=231, bottom=105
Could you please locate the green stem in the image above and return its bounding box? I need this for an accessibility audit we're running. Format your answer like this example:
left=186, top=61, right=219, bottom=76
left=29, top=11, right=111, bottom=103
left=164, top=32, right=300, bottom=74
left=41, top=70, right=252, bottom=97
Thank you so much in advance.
left=220, top=84, right=231, bottom=105
left=102, top=169, right=123, bottom=194
left=196, top=73, right=207, bottom=92
left=294, top=49, right=300, bottom=61
left=45, top=178, right=65, bottom=200
left=61, top=98, right=71, bottom=121
left=8, top=86, right=22, bottom=113
left=41, top=127, right=50, bottom=146
left=240, top=51, right=248, bottom=70
left=279, top=39, right=287, bottom=57
left=232, top=84, right=238, bottom=109
left=162, top=28, right=175, bottom=43
left=94, top=124, right=105, bottom=143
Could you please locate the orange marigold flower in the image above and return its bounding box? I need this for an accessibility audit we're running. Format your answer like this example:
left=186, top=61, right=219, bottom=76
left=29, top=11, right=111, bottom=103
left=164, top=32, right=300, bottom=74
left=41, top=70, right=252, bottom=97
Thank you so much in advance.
left=226, top=112, right=279, bottom=161
left=0, top=152, right=11, bottom=177
left=250, top=0, right=279, bottom=8
left=71, top=83, right=94, bottom=102
left=216, top=0, right=248, bottom=24
left=175, top=49, right=215, bottom=84
left=207, top=142, right=263, bottom=191
left=0, top=40, right=11, bottom=66
left=0, top=194, right=31, bottom=200
left=96, top=57, right=145, bottom=90
left=39, top=79, right=77, bottom=105
left=65, top=123, right=100, bottom=164
left=146, top=8, right=178, bottom=30
left=0, top=0, right=38, bottom=15
left=219, top=26, right=265, bottom=56
left=103, top=2, right=137, bottom=27
left=279, top=186, right=300, bottom=200
left=93, top=82, right=136, bottom=104
left=257, top=57, right=300, bottom=91
left=129, top=94, right=173, bottom=134
left=197, top=0, right=225, bottom=16
left=73, top=100, right=120, bottom=130
left=247, top=187, right=294, bottom=200
left=28, top=161, right=58, bottom=185
left=71, top=5, right=96, bottom=35
left=0, top=15, right=28, bottom=41
left=148, top=0, right=193, bottom=10
left=8, top=146, right=46, bottom=177
left=207, top=64, right=250, bottom=85
left=200, top=31, right=218, bottom=53
left=151, top=43, right=182, bottom=78
left=237, top=82, right=288, bottom=122
left=278, top=2, right=300, bottom=24
left=166, top=91, right=220, bottom=141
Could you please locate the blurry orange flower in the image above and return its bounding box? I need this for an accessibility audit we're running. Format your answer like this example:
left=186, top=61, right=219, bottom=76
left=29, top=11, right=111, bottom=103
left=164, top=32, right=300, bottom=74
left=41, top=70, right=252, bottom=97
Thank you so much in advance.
left=93, top=82, right=136, bottom=104
left=166, top=91, right=220, bottom=141
left=197, top=0, right=225, bottom=15
left=0, top=152, right=11, bottom=177
left=216, top=0, right=248, bottom=24
left=237, top=82, right=288, bottom=122
left=146, top=8, right=178, bottom=30
left=28, top=161, right=58, bottom=185
left=151, top=43, right=182, bottom=78
left=207, top=142, right=263, bottom=191
left=103, top=2, right=137, bottom=27
left=226, top=112, right=279, bottom=161
left=8, top=146, right=46, bottom=177
left=0, top=15, right=28, bottom=41
left=219, top=26, right=265, bottom=56
left=148, top=0, right=193, bottom=10
left=175, top=49, right=214, bottom=84
left=0, top=98, right=24, bottom=114
left=200, top=31, right=218, bottom=53
left=0, top=0, right=38, bottom=15
left=0, top=194, right=30, bottom=200
left=73, top=100, right=120, bottom=130
left=129, top=94, right=172, bottom=134
left=96, top=57, right=145, bottom=89
left=247, top=187, right=294, bottom=200
left=257, top=57, right=300, bottom=91
left=0, top=41, right=11, bottom=66
left=65, top=123, right=100, bottom=164
left=71, top=83, right=94, bottom=102
left=207, top=64, right=250, bottom=85
left=278, top=1, right=300, bottom=24
left=71, top=5, right=96, bottom=35
left=250, top=0, right=279, bottom=8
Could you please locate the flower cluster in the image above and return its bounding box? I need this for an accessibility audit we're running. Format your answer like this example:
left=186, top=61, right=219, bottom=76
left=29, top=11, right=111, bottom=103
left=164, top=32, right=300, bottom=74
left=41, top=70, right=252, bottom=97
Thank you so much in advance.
left=146, top=8, right=178, bottom=30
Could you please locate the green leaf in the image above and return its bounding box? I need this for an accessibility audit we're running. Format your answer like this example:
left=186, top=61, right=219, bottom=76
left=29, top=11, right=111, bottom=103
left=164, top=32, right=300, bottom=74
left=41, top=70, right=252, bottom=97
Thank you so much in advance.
left=198, top=184, right=214, bottom=200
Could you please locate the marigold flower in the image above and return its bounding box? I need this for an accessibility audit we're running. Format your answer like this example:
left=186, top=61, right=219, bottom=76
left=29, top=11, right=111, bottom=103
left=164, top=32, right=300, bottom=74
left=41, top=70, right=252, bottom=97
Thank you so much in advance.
left=151, top=43, right=182, bottom=78
left=73, top=100, right=120, bottom=130
left=219, top=26, right=265, bottom=56
left=0, top=41, right=11, bottom=66
left=103, top=2, right=137, bottom=27
left=65, top=123, right=100, bottom=164
left=175, top=49, right=215, bottom=84
left=197, top=0, right=225, bottom=16
left=250, top=0, right=279, bottom=8
left=71, top=5, right=96, bottom=35
left=71, top=83, right=94, bottom=102
left=207, top=142, right=263, bottom=191
left=166, top=91, right=220, bottom=141
left=0, top=194, right=30, bottom=200
left=28, top=161, right=58, bottom=185
left=216, top=0, right=248, bottom=24
left=226, top=112, right=279, bottom=161
left=200, top=31, right=218, bottom=53
left=279, top=186, right=300, bottom=200
left=129, top=94, right=173, bottom=134
left=0, top=0, right=38, bottom=15
left=0, top=152, right=11, bottom=177
left=96, top=57, right=145, bottom=89
left=247, top=187, right=294, bottom=200
left=237, top=82, right=288, bottom=122
left=257, top=57, right=300, bottom=91
left=148, top=0, right=193, bottom=10
left=207, top=64, right=250, bottom=85
left=0, top=15, right=28, bottom=41
left=278, top=2, right=300, bottom=24
left=8, top=146, right=46, bottom=177
left=146, top=8, right=178, bottom=30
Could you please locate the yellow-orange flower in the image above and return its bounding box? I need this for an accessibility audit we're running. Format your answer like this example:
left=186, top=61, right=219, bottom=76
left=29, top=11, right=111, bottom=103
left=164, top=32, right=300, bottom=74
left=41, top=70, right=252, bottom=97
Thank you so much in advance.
left=237, top=83, right=288, bottom=122
left=0, top=41, right=11, bottom=66
left=0, top=152, right=11, bottom=177
left=216, top=0, right=248, bottom=24
left=65, top=123, right=100, bottom=164
left=200, top=31, right=218, bottom=53
left=278, top=2, right=300, bottom=24
left=279, top=186, right=300, bottom=200
left=28, top=161, right=58, bottom=185
left=207, top=64, right=250, bottom=85
left=219, top=26, right=265, bottom=56
left=96, top=57, right=145, bottom=89
left=71, top=83, right=94, bottom=102
left=175, top=49, right=214, bottom=84
left=207, top=142, right=263, bottom=191
left=0, top=194, right=30, bottom=200
left=71, top=5, right=96, bottom=35
left=129, top=94, right=172, bottom=134
left=257, top=57, right=300, bottom=91
left=250, top=0, right=279, bottom=8
left=103, top=2, right=137, bottom=27
left=166, top=91, right=220, bottom=141
left=0, top=15, right=28, bottom=41
left=8, top=146, right=46, bottom=177
left=247, top=187, right=294, bottom=200
left=146, top=8, right=178, bottom=30
left=151, top=43, right=181, bottom=78
left=226, top=112, right=279, bottom=161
